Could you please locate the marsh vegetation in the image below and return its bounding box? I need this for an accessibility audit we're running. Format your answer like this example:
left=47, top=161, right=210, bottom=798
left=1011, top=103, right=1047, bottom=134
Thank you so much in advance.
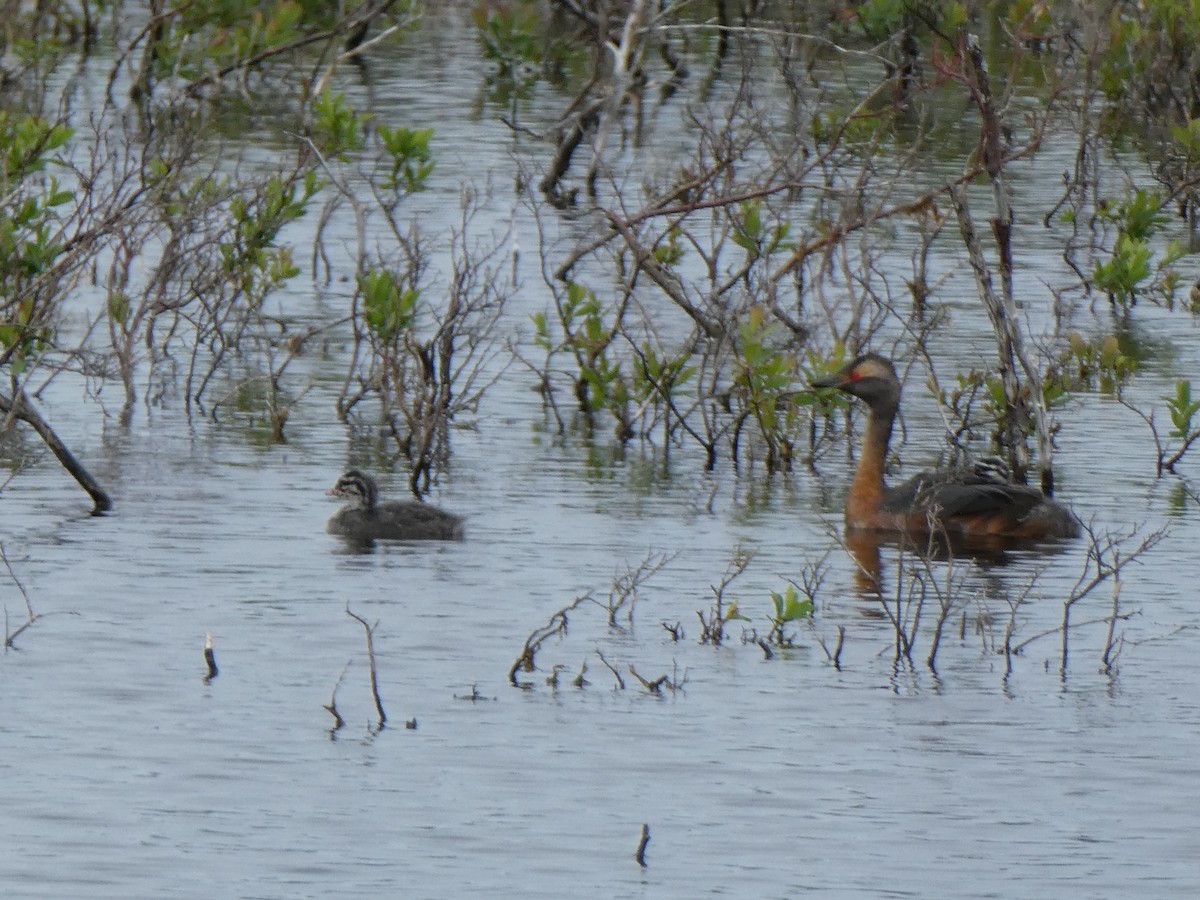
left=3, top=0, right=1196, bottom=677
left=5, top=3, right=1200, bottom=895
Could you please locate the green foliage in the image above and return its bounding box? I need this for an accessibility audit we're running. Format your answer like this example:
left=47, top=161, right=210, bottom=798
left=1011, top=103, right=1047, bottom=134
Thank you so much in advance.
left=942, top=366, right=1069, bottom=452
left=536, top=281, right=628, bottom=422
left=312, top=91, right=368, bottom=160
left=124, top=0, right=421, bottom=99
left=378, top=125, right=434, bottom=193
left=221, top=170, right=318, bottom=302
left=0, top=113, right=73, bottom=184
left=0, top=203, right=63, bottom=275
left=530, top=310, right=549, bottom=347
left=149, top=0, right=308, bottom=83
left=734, top=307, right=804, bottom=469
left=1096, top=13, right=1143, bottom=100
left=973, top=368, right=1069, bottom=420
left=721, top=601, right=750, bottom=623
left=1091, top=190, right=1175, bottom=308
left=1007, top=0, right=1053, bottom=40
left=769, top=584, right=813, bottom=627
left=579, top=350, right=626, bottom=414
left=811, top=108, right=886, bottom=148
left=1095, top=0, right=1200, bottom=135
left=1170, top=117, right=1200, bottom=165
left=1166, top=380, right=1200, bottom=438
left=731, top=201, right=793, bottom=260
left=472, top=1, right=541, bottom=76
left=651, top=227, right=685, bottom=266
left=854, top=0, right=907, bottom=38
left=806, top=347, right=851, bottom=407
left=1149, top=379, right=1200, bottom=476
left=0, top=299, right=52, bottom=376
left=849, top=0, right=966, bottom=44
left=229, top=1, right=304, bottom=60
left=1093, top=234, right=1153, bottom=307
left=1099, top=188, right=1169, bottom=241
left=1062, top=333, right=1137, bottom=393
left=151, top=164, right=229, bottom=226
left=536, top=282, right=696, bottom=440
left=361, top=269, right=419, bottom=344
left=180, top=0, right=302, bottom=33
left=0, top=114, right=76, bottom=374
left=107, top=292, right=131, bottom=329
left=470, top=0, right=586, bottom=105
left=633, top=343, right=694, bottom=406
left=736, top=307, right=796, bottom=431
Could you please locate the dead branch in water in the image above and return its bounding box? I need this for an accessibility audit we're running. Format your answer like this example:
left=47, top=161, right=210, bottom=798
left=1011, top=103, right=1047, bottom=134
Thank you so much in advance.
left=324, top=661, right=351, bottom=735
left=1008, top=522, right=1165, bottom=677
left=628, top=663, right=683, bottom=695
left=346, top=606, right=386, bottom=728
left=595, top=649, right=625, bottom=690
left=606, top=550, right=675, bottom=626
left=509, top=591, right=596, bottom=687
left=814, top=625, right=846, bottom=670
left=510, top=551, right=676, bottom=688
left=0, top=391, right=111, bottom=513
left=2, top=542, right=39, bottom=649
left=1001, top=569, right=1042, bottom=680
left=1101, top=577, right=1124, bottom=676
left=635, top=823, right=651, bottom=868
left=697, top=547, right=754, bottom=646
left=573, top=661, right=589, bottom=688
left=203, top=631, right=219, bottom=682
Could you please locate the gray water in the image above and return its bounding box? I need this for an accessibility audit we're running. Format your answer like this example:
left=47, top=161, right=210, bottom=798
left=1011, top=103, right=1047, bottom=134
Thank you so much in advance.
left=3, top=10, right=1200, bottom=900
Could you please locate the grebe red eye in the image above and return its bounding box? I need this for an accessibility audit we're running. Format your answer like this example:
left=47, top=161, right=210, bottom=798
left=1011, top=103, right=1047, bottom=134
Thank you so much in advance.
left=848, top=371, right=862, bottom=382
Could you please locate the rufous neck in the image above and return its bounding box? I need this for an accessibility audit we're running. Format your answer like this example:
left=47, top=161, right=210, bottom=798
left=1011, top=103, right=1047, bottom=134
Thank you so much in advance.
left=852, top=404, right=895, bottom=502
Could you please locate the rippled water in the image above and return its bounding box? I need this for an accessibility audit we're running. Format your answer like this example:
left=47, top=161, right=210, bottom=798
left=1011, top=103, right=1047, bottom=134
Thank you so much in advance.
left=3, top=10, right=1200, bottom=900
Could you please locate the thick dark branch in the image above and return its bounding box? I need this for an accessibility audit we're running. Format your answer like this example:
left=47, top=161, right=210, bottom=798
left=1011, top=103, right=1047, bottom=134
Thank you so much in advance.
left=0, top=390, right=111, bottom=514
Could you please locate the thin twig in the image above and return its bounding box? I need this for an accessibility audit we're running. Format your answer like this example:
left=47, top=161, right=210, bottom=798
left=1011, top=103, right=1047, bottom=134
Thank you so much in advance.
left=595, top=648, right=626, bottom=689
left=324, top=660, right=351, bottom=734
left=1, top=542, right=39, bottom=649
left=346, top=605, right=386, bottom=727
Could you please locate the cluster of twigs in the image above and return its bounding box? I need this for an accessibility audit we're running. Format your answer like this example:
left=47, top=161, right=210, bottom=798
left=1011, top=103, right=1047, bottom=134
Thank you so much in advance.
left=843, top=520, right=1167, bottom=683
left=325, top=605, right=394, bottom=736
left=506, top=514, right=1168, bottom=694
left=509, top=552, right=686, bottom=694
left=1008, top=523, right=1167, bottom=679
left=696, top=549, right=753, bottom=647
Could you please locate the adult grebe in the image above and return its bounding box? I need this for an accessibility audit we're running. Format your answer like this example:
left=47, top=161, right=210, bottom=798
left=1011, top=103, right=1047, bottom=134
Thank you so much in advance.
left=812, top=354, right=1079, bottom=540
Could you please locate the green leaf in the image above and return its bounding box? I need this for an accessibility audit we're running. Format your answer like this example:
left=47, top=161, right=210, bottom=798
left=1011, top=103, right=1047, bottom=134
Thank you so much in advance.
left=360, top=269, right=417, bottom=343
left=108, top=292, right=131, bottom=327
left=724, top=602, right=749, bottom=622
left=783, top=596, right=814, bottom=621
left=1167, top=380, right=1200, bottom=436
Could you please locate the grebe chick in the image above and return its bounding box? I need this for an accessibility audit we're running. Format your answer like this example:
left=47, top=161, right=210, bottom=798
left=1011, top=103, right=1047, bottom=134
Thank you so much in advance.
left=326, top=469, right=464, bottom=542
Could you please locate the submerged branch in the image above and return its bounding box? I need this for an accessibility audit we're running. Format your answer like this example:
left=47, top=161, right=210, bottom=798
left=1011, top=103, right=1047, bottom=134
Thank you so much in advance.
left=0, top=389, right=111, bottom=514
left=2, top=542, right=39, bottom=649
